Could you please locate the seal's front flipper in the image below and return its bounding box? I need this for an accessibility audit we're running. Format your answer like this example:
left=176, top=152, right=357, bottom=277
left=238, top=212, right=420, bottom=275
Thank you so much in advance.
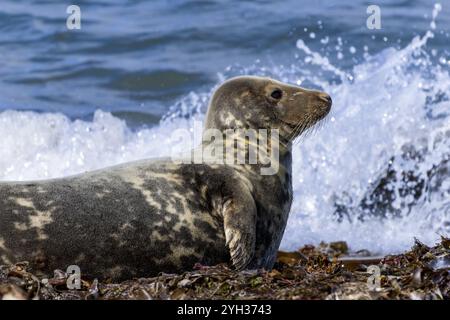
left=222, top=182, right=256, bottom=270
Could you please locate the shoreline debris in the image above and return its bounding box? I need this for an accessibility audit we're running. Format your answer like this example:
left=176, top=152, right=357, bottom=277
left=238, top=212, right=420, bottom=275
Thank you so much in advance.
left=1, top=237, right=448, bottom=300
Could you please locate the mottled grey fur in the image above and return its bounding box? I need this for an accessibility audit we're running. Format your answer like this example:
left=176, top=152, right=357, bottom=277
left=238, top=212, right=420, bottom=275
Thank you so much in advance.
left=0, top=76, right=331, bottom=280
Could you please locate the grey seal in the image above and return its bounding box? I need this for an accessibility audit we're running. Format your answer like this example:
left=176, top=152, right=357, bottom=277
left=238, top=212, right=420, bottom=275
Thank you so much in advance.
left=0, top=76, right=331, bottom=280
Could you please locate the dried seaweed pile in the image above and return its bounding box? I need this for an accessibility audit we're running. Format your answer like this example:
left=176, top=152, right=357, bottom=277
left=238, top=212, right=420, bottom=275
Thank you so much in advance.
left=1, top=238, right=449, bottom=300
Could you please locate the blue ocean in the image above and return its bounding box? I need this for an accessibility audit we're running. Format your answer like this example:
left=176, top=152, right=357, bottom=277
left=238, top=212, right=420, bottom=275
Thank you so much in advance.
left=0, top=0, right=449, bottom=254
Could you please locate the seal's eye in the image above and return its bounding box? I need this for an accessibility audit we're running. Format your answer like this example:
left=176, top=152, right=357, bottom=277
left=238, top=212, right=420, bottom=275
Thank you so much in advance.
left=270, top=89, right=283, bottom=100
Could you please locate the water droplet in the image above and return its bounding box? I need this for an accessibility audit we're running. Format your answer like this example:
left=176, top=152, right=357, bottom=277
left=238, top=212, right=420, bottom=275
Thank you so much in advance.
left=320, top=36, right=329, bottom=44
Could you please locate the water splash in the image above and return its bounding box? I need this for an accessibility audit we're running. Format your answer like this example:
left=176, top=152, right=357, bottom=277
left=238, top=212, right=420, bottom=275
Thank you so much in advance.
left=281, top=4, right=450, bottom=253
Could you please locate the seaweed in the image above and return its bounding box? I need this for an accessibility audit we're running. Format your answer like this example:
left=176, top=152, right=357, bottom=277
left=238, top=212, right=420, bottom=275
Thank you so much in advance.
left=1, top=237, right=449, bottom=300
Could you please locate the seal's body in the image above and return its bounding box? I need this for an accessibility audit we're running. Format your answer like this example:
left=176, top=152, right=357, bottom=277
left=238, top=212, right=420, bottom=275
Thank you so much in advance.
left=0, top=76, right=331, bottom=280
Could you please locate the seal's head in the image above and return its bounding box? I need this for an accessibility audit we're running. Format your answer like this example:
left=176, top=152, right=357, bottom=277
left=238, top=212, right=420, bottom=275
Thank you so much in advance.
left=205, top=76, right=332, bottom=144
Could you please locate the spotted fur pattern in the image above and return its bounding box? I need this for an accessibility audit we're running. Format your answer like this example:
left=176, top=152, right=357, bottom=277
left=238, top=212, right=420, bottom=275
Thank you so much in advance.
left=0, top=76, right=331, bottom=280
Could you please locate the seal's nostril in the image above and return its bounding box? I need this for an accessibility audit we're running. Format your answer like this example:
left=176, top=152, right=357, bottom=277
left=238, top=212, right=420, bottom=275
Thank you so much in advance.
left=320, top=94, right=332, bottom=106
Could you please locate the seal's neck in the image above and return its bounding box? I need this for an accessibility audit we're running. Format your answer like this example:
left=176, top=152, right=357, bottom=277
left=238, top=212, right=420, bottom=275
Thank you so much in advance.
left=200, top=130, right=293, bottom=180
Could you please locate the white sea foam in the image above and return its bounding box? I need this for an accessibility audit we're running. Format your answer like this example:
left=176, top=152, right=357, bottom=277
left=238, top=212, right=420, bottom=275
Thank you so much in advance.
left=1, top=9, right=449, bottom=254
left=282, top=14, right=450, bottom=254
